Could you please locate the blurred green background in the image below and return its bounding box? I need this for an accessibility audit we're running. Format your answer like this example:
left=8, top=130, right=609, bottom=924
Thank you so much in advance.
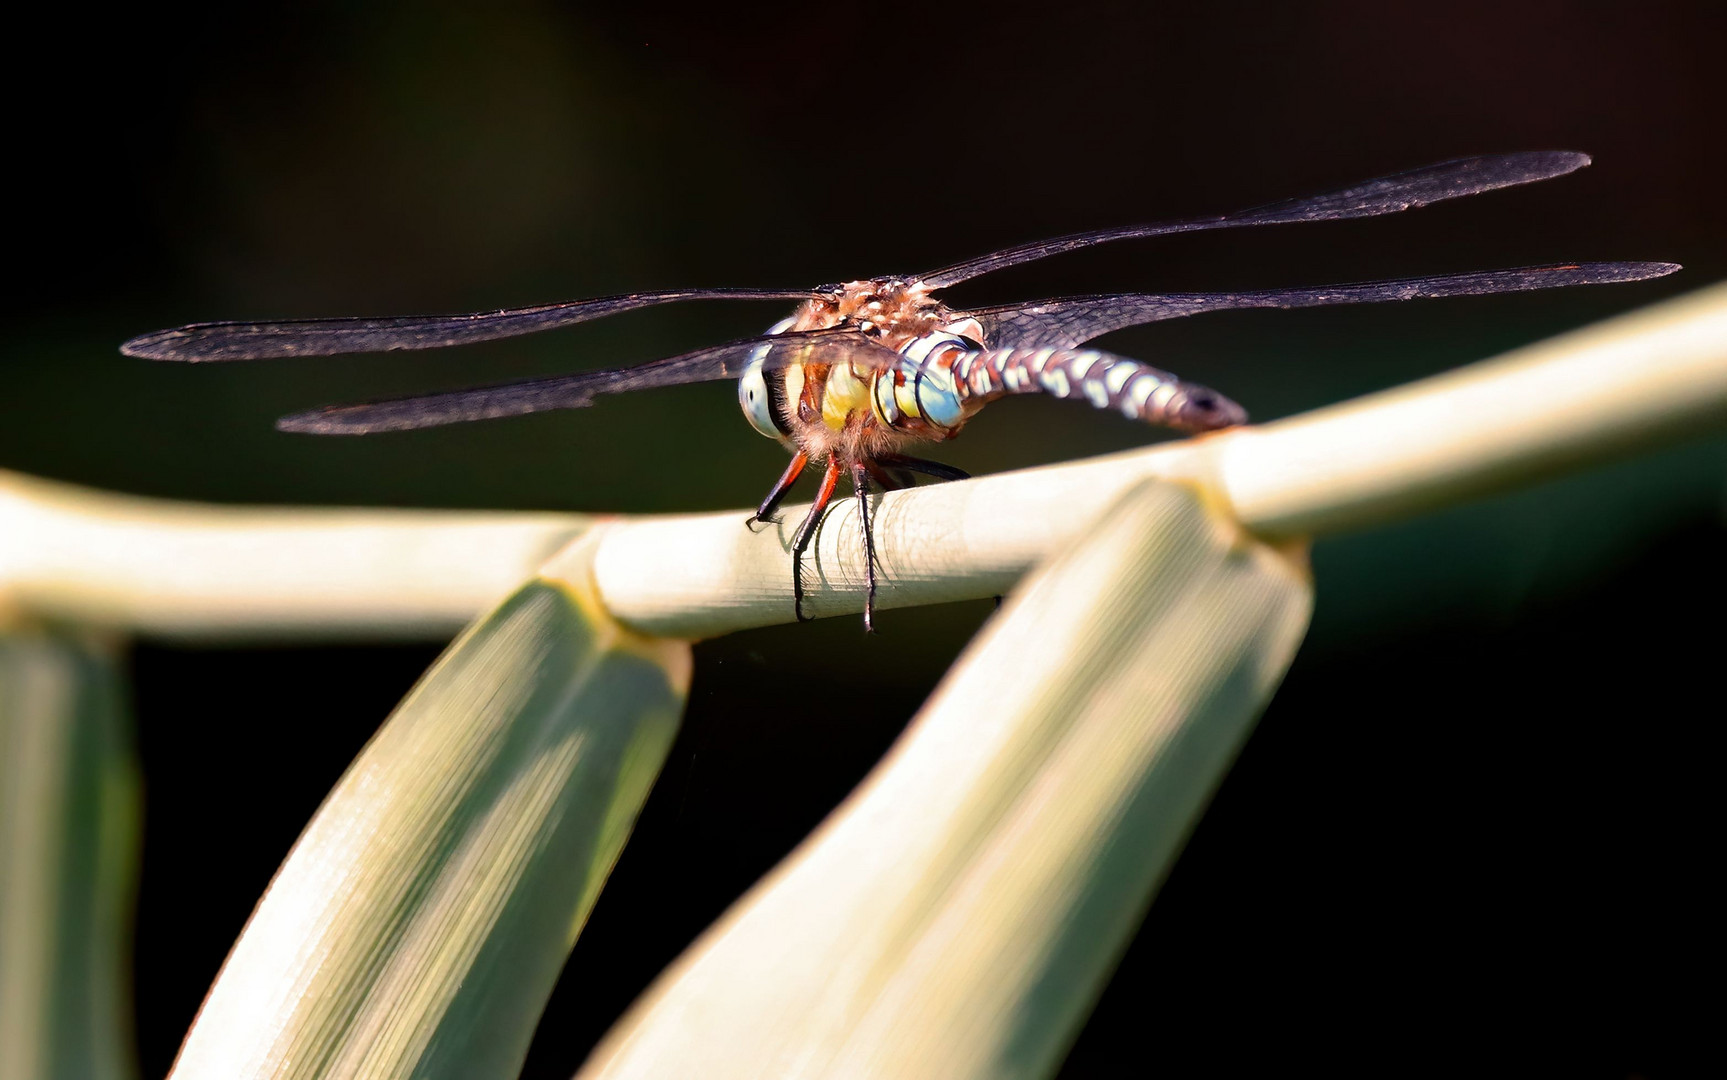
left=5, top=1, right=1722, bottom=1075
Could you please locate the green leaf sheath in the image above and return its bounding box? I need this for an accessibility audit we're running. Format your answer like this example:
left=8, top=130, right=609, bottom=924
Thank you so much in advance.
left=581, top=480, right=1313, bottom=1080
left=0, top=632, right=141, bottom=1080
left=168, top=571, right=690, bottom=1080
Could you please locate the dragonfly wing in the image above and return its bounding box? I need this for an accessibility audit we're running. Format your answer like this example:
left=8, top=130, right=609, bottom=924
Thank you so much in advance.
left=275, top=327, right=904, bottom=434
left=920, top=151, right=1594, bottom=289
left=122, top=287, right=815, bottom=361
left=974, top=262, right=1680, bottom=349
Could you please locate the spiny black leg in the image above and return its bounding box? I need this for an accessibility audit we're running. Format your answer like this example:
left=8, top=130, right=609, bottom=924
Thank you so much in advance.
left=862, top=458, right=905, bottom=492
left=870, top=458, right=918, bottom=490
left=876, top=452, right=971, bottom=483
left=851, top=460, right=878, bottom=634
left=790, top=458, right=844, bottom=622
left=747, top=451, right=808, bottom=529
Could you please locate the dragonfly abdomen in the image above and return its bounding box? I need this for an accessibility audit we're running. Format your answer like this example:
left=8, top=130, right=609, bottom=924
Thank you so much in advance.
left=952, top=347, right=1247, bottom=432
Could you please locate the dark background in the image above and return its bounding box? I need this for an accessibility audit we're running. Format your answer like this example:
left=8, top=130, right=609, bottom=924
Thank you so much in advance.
left=5, top=1, right=1722, bottom=1075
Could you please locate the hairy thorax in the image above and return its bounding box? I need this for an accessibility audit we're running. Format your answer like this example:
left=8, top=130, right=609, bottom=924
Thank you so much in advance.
left=791, top=277, right=948, bottom=346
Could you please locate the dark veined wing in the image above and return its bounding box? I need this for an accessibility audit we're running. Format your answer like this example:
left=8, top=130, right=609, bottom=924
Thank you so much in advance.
left=275, top=327, right=905, bottom=435
left=121, top=288, right=815, bottom=362
left=973, top=262, right=1681, bottom=350
left=919, top=151, right=1594, bottom=290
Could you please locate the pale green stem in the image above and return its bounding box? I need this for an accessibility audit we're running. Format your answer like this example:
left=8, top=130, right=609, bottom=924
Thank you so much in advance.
left=0, top=474, right=587, bottom=641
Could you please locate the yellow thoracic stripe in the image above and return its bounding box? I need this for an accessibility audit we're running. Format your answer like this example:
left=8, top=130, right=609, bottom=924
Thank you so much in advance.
left=821, top=362, right=873, bottom=432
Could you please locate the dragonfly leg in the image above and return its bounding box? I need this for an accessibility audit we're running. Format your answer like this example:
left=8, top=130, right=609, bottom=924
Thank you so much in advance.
left=875, top=452, right=971, bottom=483
left=790, top=457, right=844, bottom=623
left=850, top=460, right=879, bottom=634
left=863, top=457, right=908, bottom=491
left=748, top=451, right=809, bottom=528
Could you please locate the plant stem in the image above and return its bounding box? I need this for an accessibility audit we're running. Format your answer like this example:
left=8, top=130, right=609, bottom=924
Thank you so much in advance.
left=0, top=474, right=588, bottom=641
left=591, top=281, right=1727, bottom=637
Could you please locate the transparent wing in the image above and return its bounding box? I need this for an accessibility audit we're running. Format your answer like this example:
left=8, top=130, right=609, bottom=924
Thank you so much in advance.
left=121, top=287, right=815, bottom=362
left=974, top=262, right=1680, bottom=349
left=275, top=327, right=904, bottom=435
left=919, top=151, right=1593, bottom=290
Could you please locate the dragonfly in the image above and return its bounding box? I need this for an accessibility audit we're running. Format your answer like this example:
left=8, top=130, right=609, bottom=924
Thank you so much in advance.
left=124, top=151, right=1677, bottom=630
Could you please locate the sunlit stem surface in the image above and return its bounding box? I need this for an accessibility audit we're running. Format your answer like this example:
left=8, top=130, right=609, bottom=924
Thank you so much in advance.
left=0, top=476, right=586, bottom=641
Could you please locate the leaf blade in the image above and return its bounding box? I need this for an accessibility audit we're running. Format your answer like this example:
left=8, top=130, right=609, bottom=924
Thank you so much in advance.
left=167, top=551, right=689, bottom=1080
left=0, top=632, right=141, bottom=1080
left=581, top=480, right=1313, bottom=1079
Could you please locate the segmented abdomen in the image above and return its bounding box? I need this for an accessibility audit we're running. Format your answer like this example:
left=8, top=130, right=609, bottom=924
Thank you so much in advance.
left=864, top=331, right=1247, bottom=438
left=949, top=346, right=1246, bottom=432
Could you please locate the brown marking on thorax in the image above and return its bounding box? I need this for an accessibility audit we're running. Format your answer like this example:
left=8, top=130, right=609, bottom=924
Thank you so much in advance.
left=790, top=277, right=954, bottom=349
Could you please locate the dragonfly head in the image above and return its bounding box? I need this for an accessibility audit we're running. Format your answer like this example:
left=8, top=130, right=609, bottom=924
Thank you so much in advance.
left=738, top=315, right=801, bottom=443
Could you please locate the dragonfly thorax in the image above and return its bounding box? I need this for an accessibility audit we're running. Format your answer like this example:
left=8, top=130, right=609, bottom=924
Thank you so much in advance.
left=736, top=287, right=988, bottom=462
left=796, top=277, right=947, bottom=346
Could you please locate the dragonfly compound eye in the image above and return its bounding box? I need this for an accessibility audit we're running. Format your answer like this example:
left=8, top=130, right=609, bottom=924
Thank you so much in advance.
left=738, top=316, right=798, bottom=440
